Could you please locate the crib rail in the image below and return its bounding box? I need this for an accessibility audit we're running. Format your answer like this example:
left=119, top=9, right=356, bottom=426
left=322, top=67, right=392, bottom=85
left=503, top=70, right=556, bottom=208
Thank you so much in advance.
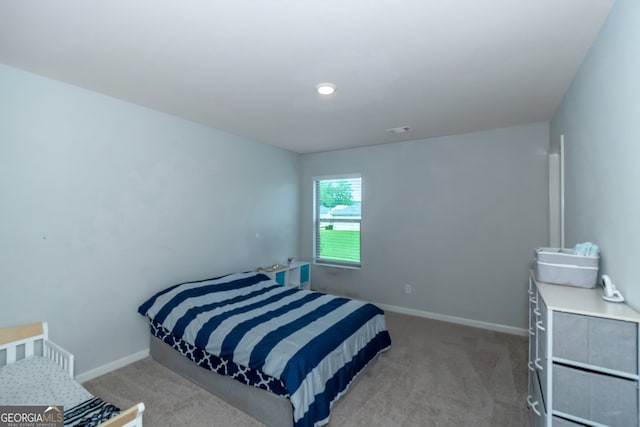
left=101, top=403, right=145, bottom=427
left=44, top=338, right=74, bottom=377
left=0, top=322, right=47, bottom=366
left=0, top=322, right=74, bottom=378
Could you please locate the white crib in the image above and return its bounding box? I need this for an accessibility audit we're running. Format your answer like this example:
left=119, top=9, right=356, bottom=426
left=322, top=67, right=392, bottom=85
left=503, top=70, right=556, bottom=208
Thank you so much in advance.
left=0, top=322, right=144, bottom=427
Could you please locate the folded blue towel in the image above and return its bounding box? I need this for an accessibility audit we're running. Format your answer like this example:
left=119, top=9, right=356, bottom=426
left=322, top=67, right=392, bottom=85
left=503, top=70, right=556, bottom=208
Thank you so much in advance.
left=574, top=242, right=599, bottom=257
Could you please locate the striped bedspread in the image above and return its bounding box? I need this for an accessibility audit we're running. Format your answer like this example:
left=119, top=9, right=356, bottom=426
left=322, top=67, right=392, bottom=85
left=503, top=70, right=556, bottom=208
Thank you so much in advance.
left=138, top=271, right=391, bottom=427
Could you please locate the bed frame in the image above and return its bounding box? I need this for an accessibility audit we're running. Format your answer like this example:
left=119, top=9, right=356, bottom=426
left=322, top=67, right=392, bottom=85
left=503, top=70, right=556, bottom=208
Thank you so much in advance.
left=149, top=333, right=382, bottom=427
left=0, top=322, right=145, bottom=427
left=149, top=335, right=293, bottom=427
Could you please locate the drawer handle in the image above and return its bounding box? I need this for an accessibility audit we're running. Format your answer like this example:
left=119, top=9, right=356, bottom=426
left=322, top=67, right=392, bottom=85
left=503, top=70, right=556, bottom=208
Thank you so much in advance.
left=533, top=308, right=541, bottom=316
left=526, top=395, right=541, bottom=416
left=535, top=357, right=544, bottom=370
left=529, top=296, right=537, bottom=304
left=527, top=361, right=535, bottom=372
left=528, top=288, right=534, bottom=295
left=529, top=327, right=535, bottom=336
left=536, top=320, right=546, bottom=332
left=526, top=395, right=534, bottom=406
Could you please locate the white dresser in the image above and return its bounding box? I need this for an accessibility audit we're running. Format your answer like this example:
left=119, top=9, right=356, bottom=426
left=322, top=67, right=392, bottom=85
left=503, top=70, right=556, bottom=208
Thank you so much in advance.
left=528, top=272, right=640, bottom=426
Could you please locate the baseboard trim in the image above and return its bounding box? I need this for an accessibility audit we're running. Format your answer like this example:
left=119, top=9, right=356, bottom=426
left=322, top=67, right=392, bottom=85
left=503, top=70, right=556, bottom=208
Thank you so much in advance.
left=75, top=348, right=150, bottom=384
left=75, top=305, right=524, bottom=383
left=374, top=302, right=528, bottom=336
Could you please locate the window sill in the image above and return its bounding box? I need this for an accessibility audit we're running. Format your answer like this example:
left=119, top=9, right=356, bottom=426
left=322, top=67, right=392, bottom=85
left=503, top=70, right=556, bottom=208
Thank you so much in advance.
left=313, top=260, right=361, bottom=270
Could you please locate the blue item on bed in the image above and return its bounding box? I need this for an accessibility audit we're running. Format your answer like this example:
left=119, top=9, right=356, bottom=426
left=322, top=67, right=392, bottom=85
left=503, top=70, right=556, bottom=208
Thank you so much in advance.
left=138, top=271, right=391, bottom=427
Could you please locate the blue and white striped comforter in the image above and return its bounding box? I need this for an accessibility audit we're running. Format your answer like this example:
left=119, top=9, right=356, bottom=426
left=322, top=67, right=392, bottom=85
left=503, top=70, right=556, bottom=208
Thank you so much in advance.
left=138, top=271, right=391, bottom=427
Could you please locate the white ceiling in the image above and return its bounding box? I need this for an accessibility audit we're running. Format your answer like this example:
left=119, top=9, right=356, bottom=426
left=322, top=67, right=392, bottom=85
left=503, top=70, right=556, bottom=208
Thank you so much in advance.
left=0, top=1, right=613, bottom=153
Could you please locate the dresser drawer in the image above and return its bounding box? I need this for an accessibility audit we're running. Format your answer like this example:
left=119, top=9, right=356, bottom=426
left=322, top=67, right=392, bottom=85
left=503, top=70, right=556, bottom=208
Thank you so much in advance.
left=553, top=364, right=638, bottom=426
left=535, top=297, right=548, bottom=401
left=527, top=369, right=546, bottom=427
left=528, top=296, right=537, bottom=370
left=553, top=311, right=638, bottom=374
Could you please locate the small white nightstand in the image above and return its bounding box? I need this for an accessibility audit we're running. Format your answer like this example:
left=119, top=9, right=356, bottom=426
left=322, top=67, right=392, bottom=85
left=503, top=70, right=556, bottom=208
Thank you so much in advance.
left=260, top=262, right=311, bottom=290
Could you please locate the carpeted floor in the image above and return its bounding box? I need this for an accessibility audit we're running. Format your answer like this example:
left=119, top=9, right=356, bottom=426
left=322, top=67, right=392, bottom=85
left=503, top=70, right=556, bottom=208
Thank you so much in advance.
left=84, top=312, right=531, bottom=426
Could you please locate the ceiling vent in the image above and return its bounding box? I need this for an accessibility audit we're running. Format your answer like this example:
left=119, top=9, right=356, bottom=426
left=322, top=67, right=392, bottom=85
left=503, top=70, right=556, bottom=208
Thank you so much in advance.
left=386, top=126, right=411, bottom=134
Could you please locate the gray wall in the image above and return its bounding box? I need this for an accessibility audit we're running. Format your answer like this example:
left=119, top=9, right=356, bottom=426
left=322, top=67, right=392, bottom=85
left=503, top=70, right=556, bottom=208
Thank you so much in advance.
left=0, top=64, right=299, bottom=375
left=300, top=123, right=549, bottom=329
left=550, top=1, right=640, bottom=310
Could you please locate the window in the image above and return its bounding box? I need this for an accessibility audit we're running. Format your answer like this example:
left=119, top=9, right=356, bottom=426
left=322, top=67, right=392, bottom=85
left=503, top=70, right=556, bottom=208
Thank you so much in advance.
left=313, top=175, right=362, bottom=268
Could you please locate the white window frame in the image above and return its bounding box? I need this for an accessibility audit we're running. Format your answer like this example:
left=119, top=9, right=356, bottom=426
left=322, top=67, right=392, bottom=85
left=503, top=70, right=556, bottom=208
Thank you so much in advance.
left=313, top=174, right=362, bottom=269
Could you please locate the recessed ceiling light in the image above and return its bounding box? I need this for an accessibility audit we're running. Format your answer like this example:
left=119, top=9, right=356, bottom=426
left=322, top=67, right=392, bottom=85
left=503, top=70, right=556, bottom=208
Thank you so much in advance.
left=316, top=82, right=336, bottom=95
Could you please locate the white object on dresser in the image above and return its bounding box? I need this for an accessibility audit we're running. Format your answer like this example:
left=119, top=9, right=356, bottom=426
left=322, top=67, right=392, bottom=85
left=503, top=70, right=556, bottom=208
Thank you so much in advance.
left=527, top=271, right=640, bottom=427
left=602, top=274, right=625, bottom=303
left=260, top=261, right=311, bottom=290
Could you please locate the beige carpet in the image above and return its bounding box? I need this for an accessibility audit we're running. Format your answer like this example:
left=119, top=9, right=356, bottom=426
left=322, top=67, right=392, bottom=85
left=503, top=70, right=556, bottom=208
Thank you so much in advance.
left=84, top=312, right=531, bottom=426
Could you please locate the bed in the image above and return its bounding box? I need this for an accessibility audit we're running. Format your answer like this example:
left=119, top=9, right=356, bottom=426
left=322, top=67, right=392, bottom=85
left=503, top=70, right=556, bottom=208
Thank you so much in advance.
left=0, top=322, right=144, bottom=427
left=138, top=271, right=392, bottom=427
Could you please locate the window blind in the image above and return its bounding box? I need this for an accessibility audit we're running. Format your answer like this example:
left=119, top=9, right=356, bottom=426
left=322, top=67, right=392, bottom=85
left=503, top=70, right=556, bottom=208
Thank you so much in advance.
left=313, top=175, right=361, bottom=268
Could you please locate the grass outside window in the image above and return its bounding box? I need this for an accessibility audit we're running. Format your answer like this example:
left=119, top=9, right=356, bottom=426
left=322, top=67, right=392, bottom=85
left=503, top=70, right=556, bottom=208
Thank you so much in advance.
left=318, top=229, right=360, bottom=263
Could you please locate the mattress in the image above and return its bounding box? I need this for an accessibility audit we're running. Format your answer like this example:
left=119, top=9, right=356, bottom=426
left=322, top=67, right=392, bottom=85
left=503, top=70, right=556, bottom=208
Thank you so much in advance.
left=139, top=271, right=392, bottom=427
left=0, top=356, right=121, bottom=427
left=150, top=319, right=288, bottom=396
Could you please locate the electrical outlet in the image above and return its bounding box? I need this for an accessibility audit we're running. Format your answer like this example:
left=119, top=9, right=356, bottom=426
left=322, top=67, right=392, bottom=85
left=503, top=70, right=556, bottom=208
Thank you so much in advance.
left=405, top=283, right=412, bottom=294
